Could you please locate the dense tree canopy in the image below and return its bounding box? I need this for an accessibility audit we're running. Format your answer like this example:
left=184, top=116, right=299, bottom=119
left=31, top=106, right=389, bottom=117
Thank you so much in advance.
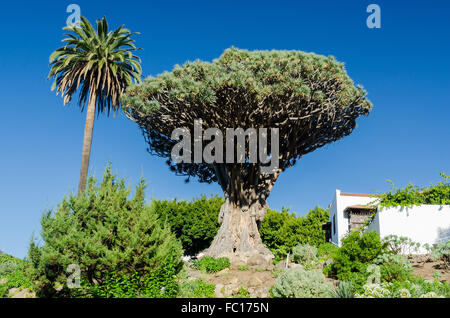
left=122, top=48, right=372, bottom=260
left=123, top=48, right=371, bottom=187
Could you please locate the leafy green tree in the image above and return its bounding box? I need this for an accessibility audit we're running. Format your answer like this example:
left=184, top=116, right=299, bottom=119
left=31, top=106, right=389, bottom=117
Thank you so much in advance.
left=123, top=48, right=371, bottom=260
left=28, top=165, right=183, bottom=297
left=260, top=206, right=329, bottom=260
left=328, top=230, right=386, bottom=282
left=151, top=195, right=224, bottom=256
left=48, top=16, right=142, bottom=194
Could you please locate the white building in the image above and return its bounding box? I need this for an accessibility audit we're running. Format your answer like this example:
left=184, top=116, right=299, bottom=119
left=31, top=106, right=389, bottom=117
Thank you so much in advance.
left=327, top=189, right=450, bottom=253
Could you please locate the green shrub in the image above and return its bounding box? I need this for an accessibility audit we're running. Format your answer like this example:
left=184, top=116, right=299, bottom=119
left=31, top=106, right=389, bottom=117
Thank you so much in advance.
left=260, top=206, right=329, bottom=262
left=356, top=277, right=450, bottom=298
left=270, top=269, right=333, bottom=298
left=318, top=243, right=339, bottom=259
left=386, top=276, right=450, bottom=298
left=233, top=287, right=250, bottom=298
left=151, top=195, right=224, bottom=256
left=73, top=265, right=179, bottom=298
left=355, top=283, right=392, bottom=298
left=28, top=165, right=183, bottom=298
left=382, top=235, right=421, bottom=255
left=331, top=281, right=354, bottom=298
left=0, top=262, right=33, bottom=298
left=328, top=230, right=386, bottom=282
left=192, top=256, right=230, bottom=273
left=292, top=244, right=318, bottom=265
left=374, top=253, right=413, bottom=283
left=179, top=280, right=216, bottom=298
left=428, top=240, right=450, bottom=268
left=0, top=253, right=20, bottom=265
left=0, top=261, right=19, bottom=277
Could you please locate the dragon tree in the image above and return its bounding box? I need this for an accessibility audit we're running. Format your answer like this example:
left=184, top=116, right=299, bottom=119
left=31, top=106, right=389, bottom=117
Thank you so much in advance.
left=122, top=48, right=372, bottom=263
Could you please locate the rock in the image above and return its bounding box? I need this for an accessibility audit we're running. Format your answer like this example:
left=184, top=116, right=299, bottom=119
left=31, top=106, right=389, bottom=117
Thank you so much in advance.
left=10, top=288, right=35, bottom=298
left=181, top=255, right=191, bottom=262
left=0, top=278, right=8, bottom=285
left=217, top=268, right=230, bottom=275
left=289, top=263, right=303, bottom=270
left=224, top=284, right=238, bottom=297
left=196, top=252, right=205, bottom=259
left=247, top=276, right=262, bottom=287
left=187, top=271, right=201, bottom=280
left=8, top=288, right=20, bottom=296
left=247, top=254, right=273, bottom=270
left=55, top=282, right=64, bottom=292
left=275, top=260, right=287, bottom=270
left=215, top=283, right=224, bottom=298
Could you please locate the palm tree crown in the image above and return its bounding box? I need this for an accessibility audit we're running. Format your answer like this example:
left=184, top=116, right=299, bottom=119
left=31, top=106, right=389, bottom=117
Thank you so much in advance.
left=48, top=16, right=142, bottom=194
left=48, top=16, right=142, bottom=114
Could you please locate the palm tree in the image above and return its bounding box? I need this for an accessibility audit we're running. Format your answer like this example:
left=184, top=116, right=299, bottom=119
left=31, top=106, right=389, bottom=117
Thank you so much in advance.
left=48, top=16, right=142, bottom=194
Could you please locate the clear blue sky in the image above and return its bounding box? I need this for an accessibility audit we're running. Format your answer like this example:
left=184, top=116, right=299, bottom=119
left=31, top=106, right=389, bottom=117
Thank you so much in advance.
left=1, top=0, right=449, bottom=258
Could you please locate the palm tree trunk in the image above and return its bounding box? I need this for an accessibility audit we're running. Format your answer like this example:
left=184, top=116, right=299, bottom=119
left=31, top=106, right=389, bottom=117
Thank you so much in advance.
left=77, top=91, right=97, bottom=194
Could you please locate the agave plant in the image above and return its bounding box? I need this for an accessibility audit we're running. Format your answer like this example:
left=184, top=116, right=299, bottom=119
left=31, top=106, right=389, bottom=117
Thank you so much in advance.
left=48, top=16, right=142, bottom=193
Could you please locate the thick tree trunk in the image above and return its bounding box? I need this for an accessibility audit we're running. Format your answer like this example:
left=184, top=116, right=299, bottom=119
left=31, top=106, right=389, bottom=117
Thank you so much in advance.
left=77, top=91, right=97, bottom=195
left=205, top=197, right=274, bottom=264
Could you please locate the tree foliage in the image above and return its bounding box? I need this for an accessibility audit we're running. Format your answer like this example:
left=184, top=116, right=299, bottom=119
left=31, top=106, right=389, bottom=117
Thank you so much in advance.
left=260, top=206, right=329, bottom=260
left=122, top=47, right=372, bottom=206
left=49, top=16, right=142, bottom=113
left=28, top=165, right=183, bottom=297
left=151, top=195, right=224, bottom=256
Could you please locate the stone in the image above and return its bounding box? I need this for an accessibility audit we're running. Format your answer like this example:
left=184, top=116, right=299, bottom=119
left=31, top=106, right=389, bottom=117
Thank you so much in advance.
left=8, top=288, right=20, bottom=297
left=247, top=276, right=263, bottom=287
left=0, top=278, right=8, bottom=285
left=246, top=254, right=273, bottom=270
left=224, top=284, right=238, bottom=297
left=10, top=288, right=35, bottom=298
left=289, top=263, right=303, bottom=270
left=217, top=268, right=230, bottom=275
left=181, top=255, right=191, bottom=262
left=275, top=260, right=287, bottom=270
left=215, top=283, right=224, bottom=298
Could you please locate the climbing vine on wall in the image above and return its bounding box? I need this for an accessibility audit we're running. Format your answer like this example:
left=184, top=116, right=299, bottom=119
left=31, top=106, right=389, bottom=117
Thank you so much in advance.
left=376, top=173, right=450, bottom=208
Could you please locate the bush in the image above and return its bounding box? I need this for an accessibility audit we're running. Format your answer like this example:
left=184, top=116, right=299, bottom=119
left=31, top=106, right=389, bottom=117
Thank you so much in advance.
left=0, top=253, right=33, bottom=298
left=0, top=263, right=33, bottom=298
left=386, top=276, right=450, bottom=298
left=270, top=269, right=333, bottom=298
left=260, top=206, right=329, bottom=262
left=28, top=165, right=183, bottom=298
left=0, top=261, right=19, bottom=278
left=428, top=240, right=450, bottom=268
left=328, top=230, right=386, bottom=282
left=179, top=280, right=216, bottom=298
left=233, top=287, right=250, bottom=298
left=382, top=235, right=421, bottom=255
left=151, top=195, right=224, bottom=256
left=292, top=244, right=318, bottom=265
left=73, top=265, right=179, bottom=298
left=331, top=281, right=354, bottom=298
left=192, top=256, right=230, bottom=273
left=374, top=253, right=413, bottom=283
left=356, top=277, right=450, bottom=298
left=318, top=243, right=339, bottom=259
